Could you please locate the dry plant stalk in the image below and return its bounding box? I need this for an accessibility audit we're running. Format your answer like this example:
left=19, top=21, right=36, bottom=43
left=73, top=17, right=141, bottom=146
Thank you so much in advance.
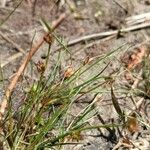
left=0, top=13, right=66, bottom=121
left=126, top=12, right=150, bottom=25
left=66, top=22, right=150, bottom=46
left=0, top=31, right=25, bottom=54
left=0, top=52, right=23, bottom=68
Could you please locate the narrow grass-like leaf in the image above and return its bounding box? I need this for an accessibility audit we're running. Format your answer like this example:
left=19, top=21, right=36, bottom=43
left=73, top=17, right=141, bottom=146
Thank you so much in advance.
left=27, top=105, right=68, bottom=150
left=111, top=86, right=125, bottom=123
left=0, top=0, right=24, bottom=27
left=38, top=123, right=120, bottom=149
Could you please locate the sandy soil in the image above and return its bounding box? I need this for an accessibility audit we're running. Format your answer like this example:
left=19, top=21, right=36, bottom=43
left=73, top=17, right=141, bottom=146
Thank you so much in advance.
left=0, top=0, right=150, bottom=149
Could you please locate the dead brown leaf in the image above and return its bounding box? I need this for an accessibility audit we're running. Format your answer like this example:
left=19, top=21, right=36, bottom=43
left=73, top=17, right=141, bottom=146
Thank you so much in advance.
left=127, top=46, right=146, bottom=70
left=126, top=112, right=139, bottom=133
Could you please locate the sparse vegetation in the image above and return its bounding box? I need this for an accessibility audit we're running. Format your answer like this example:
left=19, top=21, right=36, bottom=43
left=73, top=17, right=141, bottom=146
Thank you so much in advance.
left=0, top=0, right=150, bottom=149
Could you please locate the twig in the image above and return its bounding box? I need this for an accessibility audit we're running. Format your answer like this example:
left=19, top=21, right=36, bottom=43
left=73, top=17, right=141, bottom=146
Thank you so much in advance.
left=126, top=12, right=150, bottom=25
left=0, top=13, right=66, bottom=121
left=55, top=34, right=116, bottom=55
left=0, top=52, right=23, bottom=68
left=66, top=22, right=150, bottom=46
left=67, top=31, right=118, bottom=46
left=113, top=0, right=128, bottom=14
left=5, top=16, right=150, bottom=48
left=0, top=31, right=25, bottom=54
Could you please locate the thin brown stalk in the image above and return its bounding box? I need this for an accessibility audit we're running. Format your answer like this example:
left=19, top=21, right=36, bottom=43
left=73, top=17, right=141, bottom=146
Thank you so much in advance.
left=66, top=22, right=150, bottom=46
left=0, top=31, right=25, bottom=54
left=0, top=52, right=23, bottom=68
left=0, top=13, right=66, bottom=121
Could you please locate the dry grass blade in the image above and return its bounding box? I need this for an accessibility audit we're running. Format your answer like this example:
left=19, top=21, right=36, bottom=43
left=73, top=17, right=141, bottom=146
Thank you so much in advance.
left=66, top=22, right=150, bottom=46
left=0, top=13, right=66, bottom=121
left=126, top=12, right=150, bottom=25
left=0, top=52, right=23, bottom=68
left=111, top=86, right=125, bottom=122
left=0, top=31, right=25, bottom=54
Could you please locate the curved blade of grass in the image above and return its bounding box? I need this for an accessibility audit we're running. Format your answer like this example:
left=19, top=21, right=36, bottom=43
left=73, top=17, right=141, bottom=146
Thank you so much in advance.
left=38, top=123, right=120, bottom=149
left=27, top=104, right=68, bottom=150
left=68, top=94, right=99, bottom=129
left=66, top=43, right=129, bottom=85
left=72, top=62, right=110, bottom=93
left=111, top=86, right=125, bottom=123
